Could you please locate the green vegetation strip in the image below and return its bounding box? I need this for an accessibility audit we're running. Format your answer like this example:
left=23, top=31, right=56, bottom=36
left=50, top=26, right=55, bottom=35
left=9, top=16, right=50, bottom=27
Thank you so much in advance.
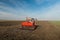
left=49, top=21, right=60, bottom=26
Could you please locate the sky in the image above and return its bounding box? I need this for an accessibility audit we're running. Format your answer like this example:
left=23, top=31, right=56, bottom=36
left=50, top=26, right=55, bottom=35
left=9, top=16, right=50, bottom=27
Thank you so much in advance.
left=0, top=0, right=60, bottom=20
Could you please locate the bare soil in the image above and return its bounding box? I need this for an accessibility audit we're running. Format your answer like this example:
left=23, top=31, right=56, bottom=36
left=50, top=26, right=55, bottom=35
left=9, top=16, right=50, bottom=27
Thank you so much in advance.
left=0, top=21, right=60, bottom=40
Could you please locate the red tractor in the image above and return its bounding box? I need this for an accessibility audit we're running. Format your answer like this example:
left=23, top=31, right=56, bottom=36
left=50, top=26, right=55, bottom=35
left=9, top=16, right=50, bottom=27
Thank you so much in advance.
left=21, top=17, right=38, bottom=30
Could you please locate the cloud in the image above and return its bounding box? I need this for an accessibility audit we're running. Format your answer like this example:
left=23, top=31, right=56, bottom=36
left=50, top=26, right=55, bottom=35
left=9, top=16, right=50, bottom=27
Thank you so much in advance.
left=38, top=2, right=60, bottom=20
left=0, top=0, right=31, bottom=14
left=0, top=1, right=29, bottom=20
left=0, top=11, right=26, bottom=20
left=0, top=0, right=60, bottom=20
left=0, top=11, right=17, bottom=20
left=34, top=0, right=58, bottom=5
